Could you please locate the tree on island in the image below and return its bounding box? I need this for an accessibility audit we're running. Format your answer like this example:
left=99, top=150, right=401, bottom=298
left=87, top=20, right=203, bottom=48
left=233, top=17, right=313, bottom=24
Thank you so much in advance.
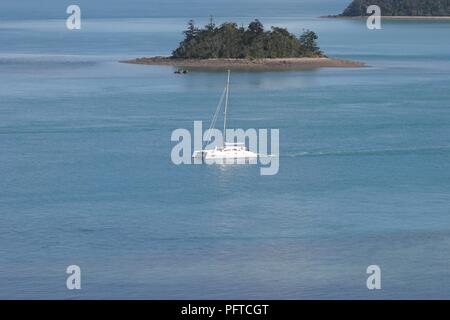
left=172, top=19, right=324, bottom=59
left=340, top=0, right=450, bottom=16
left=299, top=30, right=321, bottom=55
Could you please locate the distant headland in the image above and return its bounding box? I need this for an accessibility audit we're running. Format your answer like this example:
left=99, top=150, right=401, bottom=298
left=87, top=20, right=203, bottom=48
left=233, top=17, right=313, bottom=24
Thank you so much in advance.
left=121, top=19, right=365, bottom=70
left=326, top=0, right=450, bottom=19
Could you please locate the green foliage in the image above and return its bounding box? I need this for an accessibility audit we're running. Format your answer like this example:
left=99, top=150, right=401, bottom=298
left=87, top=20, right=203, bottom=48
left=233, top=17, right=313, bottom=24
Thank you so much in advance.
left=341, top=0, right=450, bottom=16
left=172, top=19, right=324, bottom=59
left=299, top=30, right=321, bottom=57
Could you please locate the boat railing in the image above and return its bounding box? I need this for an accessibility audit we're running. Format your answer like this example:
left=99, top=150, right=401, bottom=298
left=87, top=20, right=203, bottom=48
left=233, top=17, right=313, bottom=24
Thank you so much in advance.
left=224, top=142, right=245, bottom=147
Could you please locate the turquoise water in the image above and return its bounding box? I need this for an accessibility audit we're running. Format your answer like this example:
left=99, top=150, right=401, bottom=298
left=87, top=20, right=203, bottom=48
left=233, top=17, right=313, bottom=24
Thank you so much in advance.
left=1, top=1, right=450, bottom=299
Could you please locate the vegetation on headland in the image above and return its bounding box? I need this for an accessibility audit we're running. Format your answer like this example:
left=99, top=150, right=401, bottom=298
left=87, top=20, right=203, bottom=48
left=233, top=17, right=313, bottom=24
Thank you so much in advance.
left=340, top=0, right=450, bottom=16
left=171, top=18, right=324, bottom=59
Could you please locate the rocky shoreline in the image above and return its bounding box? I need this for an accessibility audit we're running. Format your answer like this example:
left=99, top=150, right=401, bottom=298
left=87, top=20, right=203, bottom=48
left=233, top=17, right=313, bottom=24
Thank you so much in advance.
left=323, top=15, right=450, bottom=20
left=120, top=57, right=366, bottom=70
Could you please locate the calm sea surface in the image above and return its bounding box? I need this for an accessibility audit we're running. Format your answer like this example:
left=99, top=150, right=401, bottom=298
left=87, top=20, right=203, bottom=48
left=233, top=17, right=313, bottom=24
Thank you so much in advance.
left=1, top=0, right=450, bottom=299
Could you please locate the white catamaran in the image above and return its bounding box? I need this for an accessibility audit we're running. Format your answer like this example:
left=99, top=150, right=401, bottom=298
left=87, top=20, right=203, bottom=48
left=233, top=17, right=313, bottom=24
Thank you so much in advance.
left=192, top=70, right=258, bottom=163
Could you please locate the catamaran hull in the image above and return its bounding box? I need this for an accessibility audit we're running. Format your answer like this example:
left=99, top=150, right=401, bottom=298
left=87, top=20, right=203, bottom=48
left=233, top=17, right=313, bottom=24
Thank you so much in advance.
left=192, top=150, right=258, bottom=162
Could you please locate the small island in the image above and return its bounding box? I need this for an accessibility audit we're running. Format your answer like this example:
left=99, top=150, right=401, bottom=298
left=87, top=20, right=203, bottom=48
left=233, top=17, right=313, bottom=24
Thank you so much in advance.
left=330, top=0, right=450, bottom=19
left=121, top=19, right=365, bottom=70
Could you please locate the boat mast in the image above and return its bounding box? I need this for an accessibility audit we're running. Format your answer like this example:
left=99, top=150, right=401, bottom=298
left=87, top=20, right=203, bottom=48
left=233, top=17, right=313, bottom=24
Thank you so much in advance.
left=223, top=70, right=230, bottom=146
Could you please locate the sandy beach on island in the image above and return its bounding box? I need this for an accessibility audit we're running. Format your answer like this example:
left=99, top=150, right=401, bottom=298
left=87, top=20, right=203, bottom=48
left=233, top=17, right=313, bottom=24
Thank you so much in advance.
left=120, top=57, right=366, bottom=70
left=322, top=15, right=450, bottom=20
